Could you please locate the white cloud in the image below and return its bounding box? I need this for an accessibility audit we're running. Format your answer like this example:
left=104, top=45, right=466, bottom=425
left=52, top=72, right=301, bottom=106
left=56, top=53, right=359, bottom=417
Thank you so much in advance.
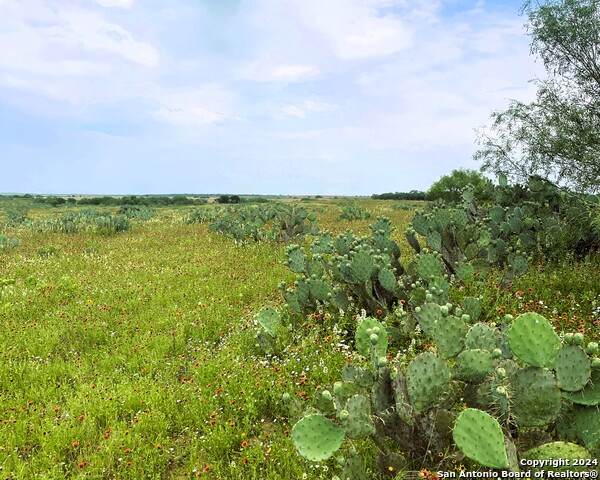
left=151, top=86, right=240, bottom=126
left=95, top=0, right=134, bottom=8
left=280, top=105, right=306, bottom=119
left=242, top=59, right=319, bottom=83
left=0, top=0, right=159, bottom=107
left=280, top=0, right=414, bottom=60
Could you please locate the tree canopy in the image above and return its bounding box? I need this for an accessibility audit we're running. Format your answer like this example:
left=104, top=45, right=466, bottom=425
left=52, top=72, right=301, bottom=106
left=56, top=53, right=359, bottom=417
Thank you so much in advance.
left=427, top=169, right=493, bottom=203
left=475, top=0, right=600, bottom=193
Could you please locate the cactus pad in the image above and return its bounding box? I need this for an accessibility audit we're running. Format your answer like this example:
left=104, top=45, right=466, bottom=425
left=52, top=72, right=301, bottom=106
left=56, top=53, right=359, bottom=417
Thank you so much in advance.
left=350, top=249, right=374, bottom=283
left=355, top=318, right=388, bottom=358
left=563, top=368, right=600, bottom=405
left=416, top=302, right=442, bottom=336
left=286, top=246, right=306, bottom=273
left=308, top=278, right=331, bottom=302
left=555, top=344, right=591, bottom=392
left=511, top=367, right=561, bottom=427
left=416, top=252, right=443, bottom=280
left=257, top=307, right=280, bottom=337
left=344, top=394, right=376, bottom=439
left=465, top=323, right=498, bottom=351
left=407, top=352, right=451, bottom=412
left=461, top=297, right=482, bottom=322
left=291, top=414, right=345, bottom=461
left=568, top=406, right=600, bottom=452
left=454, top=349, right=494, bottom=383
left=412, top=213, right=430, bottom=236
left=521, top=442, right=592, bottom=473
left=432, top=315, right=468, bottom=359
left=507, top=313, right=560, bottom=368
left=453, top=408, right=508, bottom=469
left=377, top=267, right=397, bottom=292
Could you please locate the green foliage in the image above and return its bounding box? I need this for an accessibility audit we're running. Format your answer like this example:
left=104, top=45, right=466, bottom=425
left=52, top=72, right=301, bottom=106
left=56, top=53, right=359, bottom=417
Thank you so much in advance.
left=426, top=169, right=493, bottom=203
left=337, top=204, right=371, bottom=221
left=207, top=203, right=319, bottom=244
left=476, top=0, right=600, bottom=193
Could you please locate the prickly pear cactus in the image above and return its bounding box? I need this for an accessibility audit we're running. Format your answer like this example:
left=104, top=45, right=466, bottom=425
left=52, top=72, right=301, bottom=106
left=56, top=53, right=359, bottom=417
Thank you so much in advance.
left=555, top=344, right=591, bottom=392
left=510, top=367, right=562, bottom=427
left=453, top=408, right=508, bottom=469
left=521, top=442, right=593, bottom=474
left=507, top=312, right=561, bottom=368
left=291, top=414, right=345, bottom=461
left=355, top=318, right=388, bottom=359
left=406, top=352, right=451, bottom=412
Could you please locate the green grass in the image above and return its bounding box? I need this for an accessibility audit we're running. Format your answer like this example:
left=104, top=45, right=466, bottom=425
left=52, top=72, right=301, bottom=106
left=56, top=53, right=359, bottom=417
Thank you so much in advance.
left=0, top=200, right=598, bottom=479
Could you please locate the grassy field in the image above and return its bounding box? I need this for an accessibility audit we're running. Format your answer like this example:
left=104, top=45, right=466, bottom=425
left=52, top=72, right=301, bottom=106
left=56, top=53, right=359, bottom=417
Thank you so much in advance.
left=0, top=199, right=598, bottom=479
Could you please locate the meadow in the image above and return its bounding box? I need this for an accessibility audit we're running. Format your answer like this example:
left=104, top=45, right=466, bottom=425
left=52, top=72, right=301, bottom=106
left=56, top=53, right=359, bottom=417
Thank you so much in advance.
left=0, top=197, right=598, bottom=479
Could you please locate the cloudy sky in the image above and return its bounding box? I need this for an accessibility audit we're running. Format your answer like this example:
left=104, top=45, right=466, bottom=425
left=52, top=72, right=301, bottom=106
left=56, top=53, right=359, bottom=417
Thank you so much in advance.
left=0, top=0, right=545, bottom=195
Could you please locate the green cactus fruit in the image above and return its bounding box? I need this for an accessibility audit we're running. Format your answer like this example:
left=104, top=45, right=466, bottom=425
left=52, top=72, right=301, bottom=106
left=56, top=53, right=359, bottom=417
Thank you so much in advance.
left=454, top=349, right=494, bottom=383
left=286, top=246, right=306, bottom=273
left=377, top=267, right=397, bottom=292
left=291, top=414, right=345, bottom=461
left=407, top=352, right=451, bottom=412
left=426, top=231, right=442, bottom=252
left=257, top=307, right=280, bottom=337
left=282, top=393, right=291, bottom=404
left=461, top=297, right=482, bottom=322
left=350, top=249, right=374, bottom=283
left=452, top=408, right=508, bottom=469
left=573, top=332, right=585, bottom=345
left=511, top=367, right=561, bottom=427
left=564, top=333, right=575, bottom=345
left=563, top=367, right=600, bottom=406
left=343, top=394, right=375, bottom=439
left=585, top=342, right=599, bottom=355
left=555, top=344, right=591, bottom=392
left=416, top=252, right=443, bottom=280
left=521, top=442, right=592, bottom=474
left=465, top=323, right=498, bottom=351
left=355, top=318, right=388, bottom=358
left=416, top=302, right=442, bottom=336
left=432, top=315, right=468, bottom=359
left=508, top=312, right=561, bottom=368
left=412, top=213, right=430, bottom=236
left=308, top=278, right=331, bottom=302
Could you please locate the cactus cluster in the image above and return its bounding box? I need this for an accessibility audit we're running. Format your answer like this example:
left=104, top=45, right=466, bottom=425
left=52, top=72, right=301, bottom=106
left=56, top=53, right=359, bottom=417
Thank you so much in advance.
left=280, top=217, right=409, bottom=318
left=0, top=236, right=19, bottom=251
left=207, top=204, right=319, bottom=243
left=287, top=309, right=600, bottom=478
left=337, top=204, right=372, bottom=221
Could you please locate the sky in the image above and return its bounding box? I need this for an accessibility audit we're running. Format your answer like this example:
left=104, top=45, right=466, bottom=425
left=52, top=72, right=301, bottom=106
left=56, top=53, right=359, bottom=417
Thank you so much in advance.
left=0, top=0, right=546, bottom=196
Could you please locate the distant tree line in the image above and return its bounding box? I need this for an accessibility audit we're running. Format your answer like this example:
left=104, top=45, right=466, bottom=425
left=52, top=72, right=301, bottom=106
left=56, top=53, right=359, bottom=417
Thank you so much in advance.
left=371, top=190, right=427, bottom=200
left=25, top=195, right=208, bottom=207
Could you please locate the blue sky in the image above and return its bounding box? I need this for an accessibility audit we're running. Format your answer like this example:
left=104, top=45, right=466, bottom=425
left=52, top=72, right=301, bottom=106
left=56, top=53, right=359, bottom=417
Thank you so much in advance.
left=0, top=0, right=544, bottom=195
